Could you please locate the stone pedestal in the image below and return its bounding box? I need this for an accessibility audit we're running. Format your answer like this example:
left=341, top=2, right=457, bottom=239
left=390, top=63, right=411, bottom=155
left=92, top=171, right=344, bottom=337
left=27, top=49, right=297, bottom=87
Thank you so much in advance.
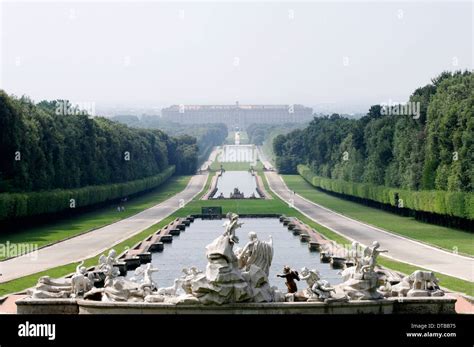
left=407, top=289, right=431, bottom=297
left=308, top=242, right=321, bottom=252
left=300, top=234, right=310, bottom=242
left=169, top=229, right=181, bottom=236
left=320, top=252, right=331, bottom=263
left=149, top=242, right=164, bottom=252
left=160, top=235, right=173, bottom=243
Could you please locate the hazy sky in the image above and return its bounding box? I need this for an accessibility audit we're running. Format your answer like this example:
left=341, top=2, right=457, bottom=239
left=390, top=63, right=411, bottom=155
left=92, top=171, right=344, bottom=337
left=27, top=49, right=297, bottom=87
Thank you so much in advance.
left=1, top=1, right=472, bottom=111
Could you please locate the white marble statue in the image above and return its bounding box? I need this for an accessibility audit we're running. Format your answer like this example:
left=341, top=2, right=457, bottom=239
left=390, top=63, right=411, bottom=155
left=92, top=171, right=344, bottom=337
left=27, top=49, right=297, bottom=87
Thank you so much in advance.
left=158, top=279, right=182, bottom=296
left=362, top=241, right=387, bottom=274
left=334, top=241, right=387, bottom=300
left=71, top=261, right=97, bottom=297
left=99, top=249, right=118, bottom=268
left=29, top=265, right=98, bottom=299
left=99, top=249, right=120, bottom=286
left=409, top=270, right=440, bottom=291
left=25, top=229, right=447, bottom=305
left=180, top=267, right=204, bottom=294
left=300, top=267, right=335, bottom=301
left=180, top=268, right=194, bottom=294
left=101, top=278, right=145, bottom=302
left=222, top=212, right=243, bottom=244
left=238, top=231, right=273, bottom=276
left=133, top=263, right=159, bottom=292
left=188, top=221, right=279, bottom=304
left=28, top=276, right=72, bottom=299
left=389, top=270, right=443, bottom=298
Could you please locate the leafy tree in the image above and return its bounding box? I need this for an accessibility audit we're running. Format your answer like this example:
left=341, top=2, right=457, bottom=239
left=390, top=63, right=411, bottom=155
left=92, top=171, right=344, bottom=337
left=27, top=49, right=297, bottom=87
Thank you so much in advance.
left=273, top=71, right=473, bottom=193
left=0, top=92, right=200, bottom=193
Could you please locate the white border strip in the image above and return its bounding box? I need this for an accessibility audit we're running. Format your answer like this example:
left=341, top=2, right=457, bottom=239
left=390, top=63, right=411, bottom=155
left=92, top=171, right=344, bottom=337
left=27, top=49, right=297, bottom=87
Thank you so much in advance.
left=281, top=175, right=473, bottom=261
left=265, top=172, right=473, bottom=282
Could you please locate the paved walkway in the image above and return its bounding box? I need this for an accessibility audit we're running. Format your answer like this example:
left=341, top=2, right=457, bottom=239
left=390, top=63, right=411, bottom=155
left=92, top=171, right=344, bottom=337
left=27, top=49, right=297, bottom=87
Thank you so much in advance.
left=257, top=146, right=274, bottom=170
left=265, top=172, right=474, bottom=282
left=0, top=295, right=26, bottom=314
left=0, top=173, right=208, bottom=283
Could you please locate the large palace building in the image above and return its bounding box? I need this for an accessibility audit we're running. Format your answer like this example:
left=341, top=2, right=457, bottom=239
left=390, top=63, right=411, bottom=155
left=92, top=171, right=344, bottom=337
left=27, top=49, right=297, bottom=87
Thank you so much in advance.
left=161, top=103, right=313, bottom=128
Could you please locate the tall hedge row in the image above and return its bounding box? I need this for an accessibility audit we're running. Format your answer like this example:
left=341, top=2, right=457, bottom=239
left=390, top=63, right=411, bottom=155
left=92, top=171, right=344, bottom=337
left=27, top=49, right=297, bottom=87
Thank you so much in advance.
left=298, top=165, right=473, bottom=220
left=0, top=166, right=175, bottom=221
left=0, top=93, right=201, bottom=193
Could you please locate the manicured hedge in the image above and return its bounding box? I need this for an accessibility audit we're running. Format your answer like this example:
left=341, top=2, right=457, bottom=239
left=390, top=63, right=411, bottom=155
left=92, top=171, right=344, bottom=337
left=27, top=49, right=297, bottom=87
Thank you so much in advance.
left=298, top=165, right=473, bottom=220
left=0, top=166, right=175, bottom=221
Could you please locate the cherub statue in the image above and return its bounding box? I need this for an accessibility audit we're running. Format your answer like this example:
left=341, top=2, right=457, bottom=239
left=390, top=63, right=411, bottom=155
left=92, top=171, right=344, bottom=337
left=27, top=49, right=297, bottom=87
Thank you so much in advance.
left=300, top=267, right=320, bottom=288
left=98, top=249, right=120, bottom=286
left=133, top=263, right=159, bottom=293
left=222, top=212, right=243, bottom=244
left=71, top=261, right=98, bottom=297
left=300, top=267, right=334, bottom=301
left=361, top=241, right=387, bottom=276
left=99, top=249, right=118, bottom=270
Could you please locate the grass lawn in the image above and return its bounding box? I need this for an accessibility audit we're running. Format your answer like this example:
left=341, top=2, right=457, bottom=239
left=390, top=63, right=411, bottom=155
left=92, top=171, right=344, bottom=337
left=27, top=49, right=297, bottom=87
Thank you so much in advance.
left=0, top=176, right=191, bottom=260
left=282, top=175, right=474, bottom=257
left=209, top=157, right=264, bottom=172
left=1, top=172, right=472, bottom=298
left=0, top=216, right=176, bottom=297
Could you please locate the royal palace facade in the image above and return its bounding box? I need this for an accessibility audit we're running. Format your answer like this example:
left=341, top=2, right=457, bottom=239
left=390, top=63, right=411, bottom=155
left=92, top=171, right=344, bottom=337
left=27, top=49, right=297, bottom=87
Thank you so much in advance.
left=161, top=103, right=313, bottom=128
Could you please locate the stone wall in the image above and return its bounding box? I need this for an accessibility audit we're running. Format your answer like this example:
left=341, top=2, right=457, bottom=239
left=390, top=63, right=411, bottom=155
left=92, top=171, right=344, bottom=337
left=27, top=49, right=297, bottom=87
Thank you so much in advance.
left=16, top=297, right=456, bottom=315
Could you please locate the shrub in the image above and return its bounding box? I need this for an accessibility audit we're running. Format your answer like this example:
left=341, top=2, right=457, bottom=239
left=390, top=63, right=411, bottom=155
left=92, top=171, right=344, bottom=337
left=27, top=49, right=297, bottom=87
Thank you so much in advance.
left=298, top=165, right=472, bottom=220
left=0, top=166, right=175, bottom=221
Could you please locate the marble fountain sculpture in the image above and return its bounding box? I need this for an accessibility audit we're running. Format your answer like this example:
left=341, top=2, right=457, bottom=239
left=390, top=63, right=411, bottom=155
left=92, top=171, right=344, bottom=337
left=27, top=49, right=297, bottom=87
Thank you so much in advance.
left=25, top=213, right=445, bottom=308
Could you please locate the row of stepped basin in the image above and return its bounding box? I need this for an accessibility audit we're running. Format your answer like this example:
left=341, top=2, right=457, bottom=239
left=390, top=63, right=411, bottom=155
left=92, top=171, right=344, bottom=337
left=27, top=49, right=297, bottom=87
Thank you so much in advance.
left=107, top=214, right=286, bottom=277
left=108, top=216, right=196, bottom=278
left=280, top=215, right=356, bottom=270
left=15, top=214, right=457, bottom=314
left=93, top=214, right=318, bottom=284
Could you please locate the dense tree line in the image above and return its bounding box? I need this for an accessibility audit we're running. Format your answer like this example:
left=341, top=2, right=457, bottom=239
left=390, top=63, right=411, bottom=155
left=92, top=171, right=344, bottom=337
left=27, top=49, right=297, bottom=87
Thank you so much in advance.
left=246, top=123, right=269, bottom=145
left=246, top=123, right=307, bottom=146
left=110, top=115, right=228, bottom=167
left=0, top=92, right=197, bottom=194
left=274, top=71, right=473, bottom=223
left=274, top=71, right=473, bottom=192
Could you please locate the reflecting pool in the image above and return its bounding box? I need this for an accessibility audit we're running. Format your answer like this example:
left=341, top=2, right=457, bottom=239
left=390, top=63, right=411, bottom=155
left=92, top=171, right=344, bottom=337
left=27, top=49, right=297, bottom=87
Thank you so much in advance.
left=127, top=218, right=343, bottom=292
left=214, top=171, right=260, bottom=198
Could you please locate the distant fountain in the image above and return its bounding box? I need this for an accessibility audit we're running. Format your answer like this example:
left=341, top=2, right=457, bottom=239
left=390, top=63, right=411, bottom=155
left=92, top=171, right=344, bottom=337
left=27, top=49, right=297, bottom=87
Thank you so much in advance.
left=234, top=131, right=240, bottom=145
left=230, top=187, right=245, bottom=199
